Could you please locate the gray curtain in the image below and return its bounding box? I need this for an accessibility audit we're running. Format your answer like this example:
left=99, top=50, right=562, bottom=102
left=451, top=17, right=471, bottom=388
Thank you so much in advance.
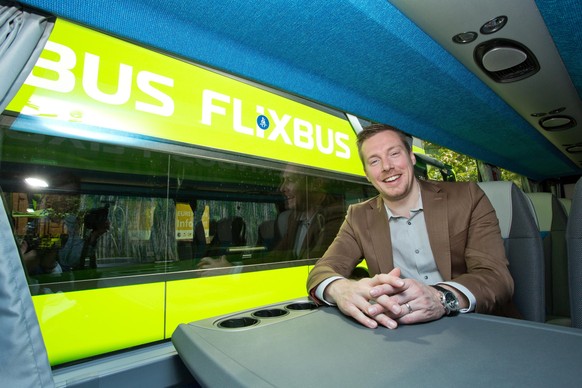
left=0, top=1, right=54, bottom=112
left=0, top=187, right=54, bottom=386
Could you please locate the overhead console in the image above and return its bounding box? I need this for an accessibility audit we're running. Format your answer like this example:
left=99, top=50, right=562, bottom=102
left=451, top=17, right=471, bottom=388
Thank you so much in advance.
left=388, top=0, right=582, bottom=169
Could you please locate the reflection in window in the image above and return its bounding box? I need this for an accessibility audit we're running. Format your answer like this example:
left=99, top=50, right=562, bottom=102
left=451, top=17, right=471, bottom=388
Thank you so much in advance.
left=0, top=128, right=374, bottom=293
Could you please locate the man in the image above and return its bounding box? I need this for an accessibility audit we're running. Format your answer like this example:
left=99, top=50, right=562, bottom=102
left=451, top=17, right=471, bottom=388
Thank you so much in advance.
left=198, top=164, right=345, bottom=268
left=307, top=123, right=514, bottom=329
left=273, top=164, right=345, bottom=260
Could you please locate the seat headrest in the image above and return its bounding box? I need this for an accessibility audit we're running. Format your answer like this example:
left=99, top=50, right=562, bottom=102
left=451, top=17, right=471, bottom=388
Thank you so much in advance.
left=559, top=198, right=571, bottom=217
left=526, top=192, right=567, bottom=232
left=477, top=181, right=513, bottom=238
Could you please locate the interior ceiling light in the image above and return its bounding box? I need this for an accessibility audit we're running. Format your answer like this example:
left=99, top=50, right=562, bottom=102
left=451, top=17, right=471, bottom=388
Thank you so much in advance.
left=452, top=31, right=478, bottom=44
left=480, top=15, right=508, bottom=34
left=474, top=39, right=540, bottom=82
left=24, top=177, right=49, bottom=188
left=539, top=115, right=577, bottom=131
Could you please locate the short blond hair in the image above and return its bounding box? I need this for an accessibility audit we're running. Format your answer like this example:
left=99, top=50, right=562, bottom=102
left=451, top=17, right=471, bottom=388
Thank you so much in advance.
left=356, top=124, right=412, bottom=165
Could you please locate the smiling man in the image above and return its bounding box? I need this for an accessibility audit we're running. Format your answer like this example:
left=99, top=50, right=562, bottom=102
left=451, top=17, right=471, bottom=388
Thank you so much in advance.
left=307, top=123, right=515, bottom=329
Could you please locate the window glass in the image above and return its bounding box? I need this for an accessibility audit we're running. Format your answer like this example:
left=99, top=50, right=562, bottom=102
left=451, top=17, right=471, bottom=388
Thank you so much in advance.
left=1, top=126, right=373, bottom=294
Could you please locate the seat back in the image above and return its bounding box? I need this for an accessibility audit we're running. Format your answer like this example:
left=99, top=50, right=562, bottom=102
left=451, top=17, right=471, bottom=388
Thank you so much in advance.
left=205, top=216, right=246, bottom=257
left=257, top=219, right=277, bottom=251
left=566, top=178, right=582, bottom=329
left=559, top=198, right=572, bottom=217
left=478, top=182, right=545, bottom=322
left=192, top=220, right=209, bottom=258
left=526, top=192, right=569, bottom=319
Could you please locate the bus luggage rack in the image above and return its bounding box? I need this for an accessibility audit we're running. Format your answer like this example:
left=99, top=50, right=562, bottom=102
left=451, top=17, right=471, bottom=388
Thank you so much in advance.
left=192, top=299, right=318, bottom=331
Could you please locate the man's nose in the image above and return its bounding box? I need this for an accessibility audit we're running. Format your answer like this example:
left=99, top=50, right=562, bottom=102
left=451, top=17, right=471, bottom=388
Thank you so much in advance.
left=382, top=158, right=393, bottom=171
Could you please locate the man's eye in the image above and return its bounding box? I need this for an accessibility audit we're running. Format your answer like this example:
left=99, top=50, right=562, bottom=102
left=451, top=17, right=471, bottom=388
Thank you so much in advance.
left=369, top=159, right=379, bottom=166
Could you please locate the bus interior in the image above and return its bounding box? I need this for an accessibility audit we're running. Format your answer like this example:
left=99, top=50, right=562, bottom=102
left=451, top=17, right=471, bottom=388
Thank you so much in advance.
left=1, top=0, right=581, bottom=387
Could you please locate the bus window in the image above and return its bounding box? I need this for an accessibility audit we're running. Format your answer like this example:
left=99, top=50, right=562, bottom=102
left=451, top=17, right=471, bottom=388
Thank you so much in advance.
left=0, top=118, right=376, bottom=364
left=1, top=126, right=373, bottom=292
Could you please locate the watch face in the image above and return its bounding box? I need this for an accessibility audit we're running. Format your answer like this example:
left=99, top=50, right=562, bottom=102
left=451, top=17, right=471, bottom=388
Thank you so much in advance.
left=444, top=291, right=460, bottom=312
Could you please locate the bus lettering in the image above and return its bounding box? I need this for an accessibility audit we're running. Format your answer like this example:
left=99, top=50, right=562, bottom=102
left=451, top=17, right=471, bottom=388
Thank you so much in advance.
left=294, top=118, right=314, bottom=150
left=201, top=89, right=351, bottom=158
left=335, top=132, right=350, bottom=159
left=25, top=41, right=174, bottom=116
left=266, top=109, right=292, bottom=144
left=233, top=98, right=254, bottom=135
left=135, top=71, right=174, bottom=116
left=25, top=41, right=76, bottom=93
left=83, top=52, right=133, bottom=104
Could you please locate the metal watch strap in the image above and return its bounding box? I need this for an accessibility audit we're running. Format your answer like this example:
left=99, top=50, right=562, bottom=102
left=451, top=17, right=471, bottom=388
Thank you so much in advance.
left=430, top=285, right=460, bottom=315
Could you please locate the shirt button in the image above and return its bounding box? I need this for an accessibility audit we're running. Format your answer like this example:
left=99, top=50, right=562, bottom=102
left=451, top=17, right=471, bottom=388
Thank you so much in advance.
left=407, top=221, right=411, bottom=225
left=424, top=275, right=429, bottom=280
left=415, top=249, right=420, bottom=254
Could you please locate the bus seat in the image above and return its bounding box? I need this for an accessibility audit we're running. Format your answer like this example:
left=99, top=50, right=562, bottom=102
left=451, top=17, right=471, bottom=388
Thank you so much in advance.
left=217, top=216, right=246, bottom=246
left=566, top=178, right=582, bottom=329
left=559, top=198, right=572, bottom=216
left=205, top=216, right=246, bottom=256
left=192, top=221, right=208, bottom=258
left=525, top=192, right=570, bottom=323
left=477, top=181, right=545, bottom=322
left=176, top=241, right=193, bottom=260
left=276, top=210, right=292, bottom=238
left=0, top=189, right=54, bottom=386
left=257, top=219, right=277, bottom=251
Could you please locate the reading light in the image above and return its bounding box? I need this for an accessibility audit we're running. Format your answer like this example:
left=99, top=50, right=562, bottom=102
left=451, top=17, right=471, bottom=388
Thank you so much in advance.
left=452, top=31, right=478, bottom=44
left=480, top=15, right=508, bottom=34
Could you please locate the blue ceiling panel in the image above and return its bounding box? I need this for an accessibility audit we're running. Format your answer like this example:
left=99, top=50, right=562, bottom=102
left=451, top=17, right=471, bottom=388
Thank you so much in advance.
left=15, top=0, right=582, bottom=180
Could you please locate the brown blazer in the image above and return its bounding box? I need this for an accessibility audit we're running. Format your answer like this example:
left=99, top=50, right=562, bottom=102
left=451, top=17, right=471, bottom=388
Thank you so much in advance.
left=274, top=200, right=346, bottom=260
left=307, top=180, right=515, bottom=315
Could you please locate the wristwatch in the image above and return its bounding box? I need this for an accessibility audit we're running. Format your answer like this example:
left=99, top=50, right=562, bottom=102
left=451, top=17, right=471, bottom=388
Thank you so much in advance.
left=431, top=285, right=460, bottom=316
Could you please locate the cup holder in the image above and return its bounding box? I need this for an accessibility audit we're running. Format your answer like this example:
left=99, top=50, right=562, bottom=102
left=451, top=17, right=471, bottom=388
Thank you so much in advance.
left=252, top=308, right=289, bottom=318
left=217, top=317, right=259, bottom=329
left=286, top=301, right=318, bottom=311
left=208, top=300, right=317, bottom=330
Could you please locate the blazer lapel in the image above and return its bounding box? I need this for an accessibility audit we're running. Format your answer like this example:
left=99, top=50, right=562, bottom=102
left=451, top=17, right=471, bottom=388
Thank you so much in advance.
left=367, top=197, right=394, bottom=273
left=420, top=181, right=452, bottom=280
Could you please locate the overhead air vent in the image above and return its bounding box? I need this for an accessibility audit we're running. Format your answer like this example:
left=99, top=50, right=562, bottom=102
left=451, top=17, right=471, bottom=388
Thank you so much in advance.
left=474, top=39, right=539, bottom=83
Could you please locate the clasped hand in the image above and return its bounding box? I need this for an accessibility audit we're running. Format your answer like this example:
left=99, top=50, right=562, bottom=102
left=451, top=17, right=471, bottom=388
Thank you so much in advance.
left=325, top=268, right=445, bottom=329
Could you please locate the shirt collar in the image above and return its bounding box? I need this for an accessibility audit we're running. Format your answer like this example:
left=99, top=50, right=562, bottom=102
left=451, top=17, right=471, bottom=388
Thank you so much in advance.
left=384, top=186, right=423, bottom=219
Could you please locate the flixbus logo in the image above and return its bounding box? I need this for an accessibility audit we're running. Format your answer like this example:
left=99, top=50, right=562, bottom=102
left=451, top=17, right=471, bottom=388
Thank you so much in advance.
left=24, top=41, right=175, bottom=117
left=10, top=20, right=362, bottom=175
left=201, top=89, right=351, bottom=159
left=23, top=41, right=351, bottom=160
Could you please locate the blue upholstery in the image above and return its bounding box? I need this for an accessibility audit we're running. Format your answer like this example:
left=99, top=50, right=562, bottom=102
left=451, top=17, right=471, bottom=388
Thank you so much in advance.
left=478, top=182, right=545, bottom=322
left=14, top=0, right=582, bottom=180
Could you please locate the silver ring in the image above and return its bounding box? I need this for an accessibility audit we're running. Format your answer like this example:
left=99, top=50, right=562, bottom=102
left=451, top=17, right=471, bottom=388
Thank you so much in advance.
left=405, top=303, right=413, bottom=314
